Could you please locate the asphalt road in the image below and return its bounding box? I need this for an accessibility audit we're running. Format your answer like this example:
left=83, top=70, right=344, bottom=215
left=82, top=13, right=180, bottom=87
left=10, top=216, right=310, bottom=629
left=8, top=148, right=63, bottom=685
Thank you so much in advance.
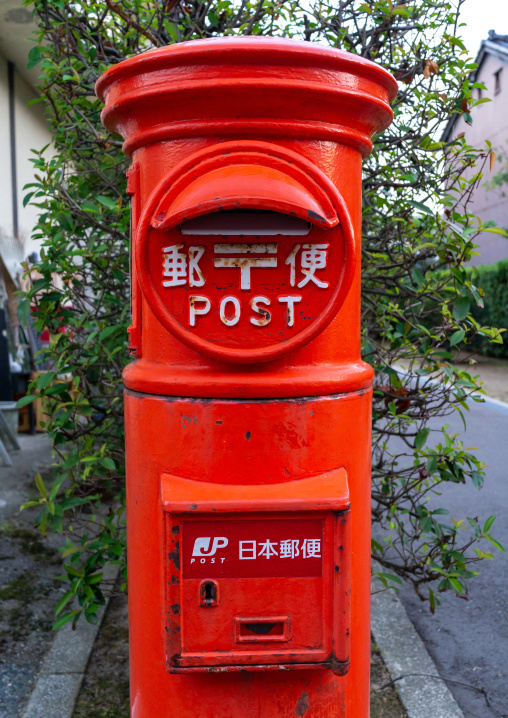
left=397, top=397, right=508, bottom=718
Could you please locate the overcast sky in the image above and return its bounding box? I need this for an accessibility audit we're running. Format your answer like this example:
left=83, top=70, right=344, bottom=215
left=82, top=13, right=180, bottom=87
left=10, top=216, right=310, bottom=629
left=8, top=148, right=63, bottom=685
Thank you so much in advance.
left=457, top=0, right=508, bottom=57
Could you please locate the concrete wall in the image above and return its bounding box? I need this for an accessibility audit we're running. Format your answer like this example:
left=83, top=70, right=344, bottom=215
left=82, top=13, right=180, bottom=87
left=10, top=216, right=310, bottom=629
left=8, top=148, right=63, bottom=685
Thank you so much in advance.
left=450, top=52, right=508, bottom=266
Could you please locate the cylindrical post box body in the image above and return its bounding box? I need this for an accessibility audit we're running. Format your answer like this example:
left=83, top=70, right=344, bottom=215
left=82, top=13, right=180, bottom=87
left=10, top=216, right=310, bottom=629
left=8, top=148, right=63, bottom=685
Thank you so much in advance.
left=97, top=38, right=396, bottom=718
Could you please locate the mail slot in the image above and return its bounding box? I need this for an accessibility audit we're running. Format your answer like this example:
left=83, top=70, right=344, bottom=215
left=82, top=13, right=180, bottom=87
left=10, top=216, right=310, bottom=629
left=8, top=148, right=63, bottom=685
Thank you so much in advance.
left=236, top=619, right=289, bottom=641
left=97, top=36, right=396, bottom=718
left=179, top=210, right=312, bottom=236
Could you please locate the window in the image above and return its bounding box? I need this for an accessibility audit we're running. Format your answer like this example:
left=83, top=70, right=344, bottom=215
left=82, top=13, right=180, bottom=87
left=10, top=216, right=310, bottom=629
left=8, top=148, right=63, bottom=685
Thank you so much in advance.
left=494, top=68, right=502, bottom=95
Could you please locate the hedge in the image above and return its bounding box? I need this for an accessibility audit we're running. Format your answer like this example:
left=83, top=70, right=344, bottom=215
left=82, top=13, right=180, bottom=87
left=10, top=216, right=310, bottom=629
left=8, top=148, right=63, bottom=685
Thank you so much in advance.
left=471, top=257, right=508, bottom=358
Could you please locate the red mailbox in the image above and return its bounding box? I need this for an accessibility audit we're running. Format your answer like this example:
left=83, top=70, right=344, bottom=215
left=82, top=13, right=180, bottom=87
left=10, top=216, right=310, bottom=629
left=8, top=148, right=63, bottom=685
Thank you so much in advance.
left=97, top=38, right=396, bottom=717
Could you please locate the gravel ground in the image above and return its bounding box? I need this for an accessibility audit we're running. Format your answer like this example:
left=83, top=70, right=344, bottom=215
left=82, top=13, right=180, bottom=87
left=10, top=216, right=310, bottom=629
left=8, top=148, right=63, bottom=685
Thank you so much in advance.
left=72, top=586, right=130, bottom=718
left=370, top=641, right=408, bottom=718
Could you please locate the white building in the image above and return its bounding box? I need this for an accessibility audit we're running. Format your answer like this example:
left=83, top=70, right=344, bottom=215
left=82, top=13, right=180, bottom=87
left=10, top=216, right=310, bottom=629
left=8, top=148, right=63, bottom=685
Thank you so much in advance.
left=0, top=1, right=52, bottom=400
left=0, top=1, right=52, bottom=272
left=442, top=31, right=508, bottom=266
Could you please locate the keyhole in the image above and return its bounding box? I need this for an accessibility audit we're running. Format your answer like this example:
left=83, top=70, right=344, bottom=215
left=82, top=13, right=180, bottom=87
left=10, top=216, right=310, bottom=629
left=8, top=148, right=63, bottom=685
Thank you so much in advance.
left=199, top=579, right=219, bottom=607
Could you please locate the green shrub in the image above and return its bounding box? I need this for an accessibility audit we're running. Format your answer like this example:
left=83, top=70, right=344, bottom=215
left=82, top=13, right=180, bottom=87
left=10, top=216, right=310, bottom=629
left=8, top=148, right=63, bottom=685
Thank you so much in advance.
left=18, top=0, right=505, bottom=626
left=470, top=259, right=508, bottom=357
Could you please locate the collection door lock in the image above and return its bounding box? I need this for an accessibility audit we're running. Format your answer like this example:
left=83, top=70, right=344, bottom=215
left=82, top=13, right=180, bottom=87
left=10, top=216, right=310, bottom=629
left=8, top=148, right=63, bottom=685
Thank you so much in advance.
left=199, top=579, right=219, bottom=607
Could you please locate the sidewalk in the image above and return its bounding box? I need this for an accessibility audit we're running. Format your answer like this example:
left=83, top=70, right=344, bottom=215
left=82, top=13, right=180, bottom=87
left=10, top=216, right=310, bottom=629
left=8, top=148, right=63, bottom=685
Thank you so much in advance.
left=0, top=434, right=63, bottom=718
left=458, top=353, right=508, bottom=403
left=0, top=433, right=121, bottom=718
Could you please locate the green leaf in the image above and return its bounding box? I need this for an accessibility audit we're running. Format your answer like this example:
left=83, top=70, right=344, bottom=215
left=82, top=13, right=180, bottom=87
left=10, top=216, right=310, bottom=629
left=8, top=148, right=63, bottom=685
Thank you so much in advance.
left=411, top=267, right=425, bottom=288
left=37, top=372, right=55, bottom=390
left=415, top=428, right=430, bottom=450
left=87, top=572, right=104, bottom=585
left=23, top=191, right=36, bottom=207
left=426, top=456, right=438, bottom=475
left=64, top=564, right=83, bottom=578
left=62, top=545, right=80, bottom=558
left=55, top=590, right=74, bottom=616
left=471, top=471, right=484, bottom=490
left=450, top=329, right=465, bottom=346
left=97, top=195, right=119, bottom=210
left=449, top=577, right=463, bottom=593
left=101, top=457, right=116, bottom=471
left=483, top=516, right=496, bottom=533
left=467, top=516, right=480, bottom=534
left=452, top=297, right=470, bottom=322
left=16, top=297, right=30, bottom=327
left=20, top=500, right=42, bottom=511
left=377, top=572, right=402, bottom=585
left=16, top=394, right=37, bottom=408
left=485, top=535, right=505, bottom=553
left=408, top=200, right=435, bottom=217
left=27, top=46, right=42, bottom=70
left=166, top=22, right=178, bottom=41
left=35, top=473, right=47, bottom=499
left=85, top=611, right=99, bottom=625
left=81, top=201, right=100, bottom=213
left=482, top=227, right=508, bottom=236
left=98, top=326, right=118, bottom=341
left=53, top=611, right=75, bottom=631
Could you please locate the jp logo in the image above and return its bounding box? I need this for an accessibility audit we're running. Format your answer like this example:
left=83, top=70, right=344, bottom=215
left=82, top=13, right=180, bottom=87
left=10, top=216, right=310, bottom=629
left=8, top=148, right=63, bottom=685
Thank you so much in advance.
left=192, top=537, right=228, bottom=557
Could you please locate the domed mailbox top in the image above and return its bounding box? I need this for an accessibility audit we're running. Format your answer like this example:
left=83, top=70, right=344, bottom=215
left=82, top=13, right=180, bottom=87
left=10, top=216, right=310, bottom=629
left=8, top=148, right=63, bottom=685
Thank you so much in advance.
left=96, top=38, right=397, bottom=364
left=96, top=37, right=398, bottom=158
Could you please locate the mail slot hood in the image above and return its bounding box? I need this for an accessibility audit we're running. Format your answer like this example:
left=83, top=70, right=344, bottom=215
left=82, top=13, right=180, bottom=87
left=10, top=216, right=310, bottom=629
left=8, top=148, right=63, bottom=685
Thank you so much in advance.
left=152, top=163, right=339, bottom=231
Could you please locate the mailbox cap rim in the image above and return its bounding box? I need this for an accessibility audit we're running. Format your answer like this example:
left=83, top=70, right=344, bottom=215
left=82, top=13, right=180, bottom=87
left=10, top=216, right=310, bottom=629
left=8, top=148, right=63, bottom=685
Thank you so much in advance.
left=96, top=36, right=398, bottom=104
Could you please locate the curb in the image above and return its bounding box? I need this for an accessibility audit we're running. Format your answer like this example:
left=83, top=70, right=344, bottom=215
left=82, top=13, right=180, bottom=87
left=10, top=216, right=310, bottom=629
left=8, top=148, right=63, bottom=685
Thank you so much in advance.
left=482, top=394, right=508, bottom=414
left=371, top=574, right=465, bottom=718
left=21, top=563, right=120, bottom=718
